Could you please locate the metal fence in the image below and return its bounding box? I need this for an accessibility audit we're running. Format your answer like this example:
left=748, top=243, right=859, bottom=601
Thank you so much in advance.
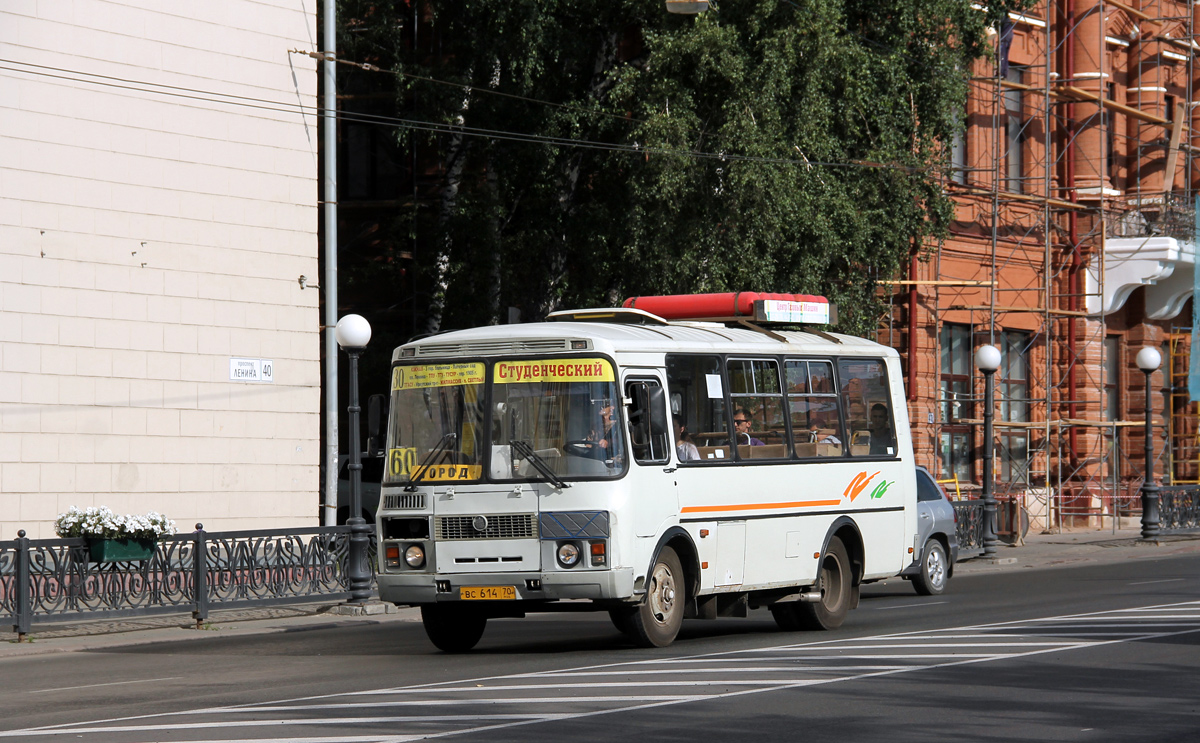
left=1158, top=486, right=1200, bottom=532
left=0, top=525, right=372, bottom=640
left=953, top=501, right=986, bottom=552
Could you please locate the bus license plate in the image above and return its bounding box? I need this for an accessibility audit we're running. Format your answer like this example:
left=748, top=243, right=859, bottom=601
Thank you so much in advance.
left=460, top=586, right=516, bottom=600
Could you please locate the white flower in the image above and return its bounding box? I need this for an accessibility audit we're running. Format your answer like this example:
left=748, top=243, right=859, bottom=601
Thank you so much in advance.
left=54, top=506, right=178, bottom=539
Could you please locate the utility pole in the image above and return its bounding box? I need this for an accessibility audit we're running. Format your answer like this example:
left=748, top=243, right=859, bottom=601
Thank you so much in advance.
left=321, top=0, right=339, bottom=525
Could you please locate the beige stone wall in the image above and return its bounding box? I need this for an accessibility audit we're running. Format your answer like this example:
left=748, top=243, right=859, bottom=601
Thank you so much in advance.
left=0, top=1, right=320, bottom=538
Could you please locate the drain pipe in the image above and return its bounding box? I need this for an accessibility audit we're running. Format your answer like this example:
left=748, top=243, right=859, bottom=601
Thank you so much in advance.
left=908, top=245, right=919, bottom=402
left=1066, top=3, right=1080, bottom=463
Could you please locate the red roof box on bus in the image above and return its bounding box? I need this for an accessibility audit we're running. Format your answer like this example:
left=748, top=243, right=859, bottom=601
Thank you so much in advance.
left=622, top=292, right=836, bottom=325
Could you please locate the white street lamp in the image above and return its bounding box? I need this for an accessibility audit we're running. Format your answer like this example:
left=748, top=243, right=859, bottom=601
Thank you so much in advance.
left=336, top=314, right=373, bottom=602
left=1136, top=346, right=1162, bottom=540
left=974, top=344, right=1001, bottom=557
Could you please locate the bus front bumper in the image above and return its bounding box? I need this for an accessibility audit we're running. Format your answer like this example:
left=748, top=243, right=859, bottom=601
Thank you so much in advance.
left=377, top=567, right=635, bottom=605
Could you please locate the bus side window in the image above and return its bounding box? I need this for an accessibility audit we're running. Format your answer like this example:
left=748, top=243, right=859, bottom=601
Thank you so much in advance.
left=837, top=358, right=897, bottom=458
left=727, top=358, right=787, bottom=459
left=627, top=379, right=669, bottom=464
left=666, top=354, right=730, bottom=464
left=787, top=359, right=843, bottom=458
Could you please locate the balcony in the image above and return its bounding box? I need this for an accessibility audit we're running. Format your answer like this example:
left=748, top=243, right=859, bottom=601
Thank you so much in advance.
left=1086, top=195, right=1197, bottom=319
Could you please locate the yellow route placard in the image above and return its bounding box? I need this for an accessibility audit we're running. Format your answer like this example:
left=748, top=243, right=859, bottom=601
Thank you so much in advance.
left=494, top=358, right=614, bottom=384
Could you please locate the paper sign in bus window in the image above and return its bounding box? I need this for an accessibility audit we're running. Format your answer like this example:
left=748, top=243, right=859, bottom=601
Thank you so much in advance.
left=706, top=374, right=723, bottom=399
left=392, top=363, right=485, bottom=391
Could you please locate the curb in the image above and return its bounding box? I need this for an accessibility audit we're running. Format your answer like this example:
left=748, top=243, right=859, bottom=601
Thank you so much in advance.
left=1, top=602, right=422, bottom=659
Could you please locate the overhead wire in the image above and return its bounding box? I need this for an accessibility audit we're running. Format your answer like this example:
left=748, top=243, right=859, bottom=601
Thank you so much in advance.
left=0, top=56, right=937, bottom=176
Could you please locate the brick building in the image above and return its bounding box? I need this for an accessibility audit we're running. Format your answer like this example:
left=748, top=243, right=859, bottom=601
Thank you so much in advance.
left=883, top=0, right=1199, bottom=533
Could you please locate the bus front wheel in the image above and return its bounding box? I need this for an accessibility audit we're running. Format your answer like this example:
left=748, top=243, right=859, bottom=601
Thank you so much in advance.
left=421, top=605, right=487, bottom=653
left=795, top=536, right=851, bottom=630
left=627, top=546, right=684, bottom=648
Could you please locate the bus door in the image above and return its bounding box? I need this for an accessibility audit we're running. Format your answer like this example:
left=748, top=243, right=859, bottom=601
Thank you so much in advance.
left=624, top=373, right=677, bottom=537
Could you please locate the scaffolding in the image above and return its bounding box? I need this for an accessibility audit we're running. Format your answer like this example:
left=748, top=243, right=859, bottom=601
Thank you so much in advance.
left=888, top=1, right=1198, bottom=533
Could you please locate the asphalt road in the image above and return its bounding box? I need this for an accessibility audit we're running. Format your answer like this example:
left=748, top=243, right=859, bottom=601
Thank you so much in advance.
left=2, top=552, right=1199, bottom=742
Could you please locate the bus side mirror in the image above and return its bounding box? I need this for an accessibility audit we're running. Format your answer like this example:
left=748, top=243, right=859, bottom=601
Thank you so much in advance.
left=367, top=394, right=387, bottom=457
left=647, top=385, right=668, bottom=436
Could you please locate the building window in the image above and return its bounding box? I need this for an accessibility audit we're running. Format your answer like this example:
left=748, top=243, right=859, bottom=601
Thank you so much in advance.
left=998, top=330, right=1031, bottom=484
left=951, top=105, right=967, bottom=185
left=1103, top=335, right=1120, bottom=482
left=1105, top=82, right=1118, bottom=189
left=1004, top=66, right=1026, bottom=194
left=939, top=324, right=973, bottom=482
left=1104, top=336, right=1120, bottom=421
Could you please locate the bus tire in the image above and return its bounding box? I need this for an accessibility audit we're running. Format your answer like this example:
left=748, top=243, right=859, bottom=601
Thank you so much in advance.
left=912, top=539, right=948, bottom=596
left=420, top=605, right=487, bottom=653
left=609, top=608, right=637, bottom=636
left=770, top=603, right=804, bottom=631
left=796, top=536, right=851, bottom=631
left=628, top=546, right=684, bottom=648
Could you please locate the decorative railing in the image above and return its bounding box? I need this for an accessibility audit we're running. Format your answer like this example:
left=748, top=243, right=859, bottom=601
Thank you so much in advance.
left=1158, top=486, right=1200, bottom=532
left=953, top=500, right=985, bottom=552
left=0, top=525, right=373, bottom=640
left=1106, top=191, right=1195, bottom=242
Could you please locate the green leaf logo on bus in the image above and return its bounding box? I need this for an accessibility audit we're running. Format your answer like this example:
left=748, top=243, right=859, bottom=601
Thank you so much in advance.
left=844, top=471, right=893, bottom=501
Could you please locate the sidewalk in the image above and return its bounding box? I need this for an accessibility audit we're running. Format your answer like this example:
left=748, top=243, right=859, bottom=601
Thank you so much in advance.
left=954, top=525, right=1200, bottom=573
left=3, top=527, right=1198, bottom=658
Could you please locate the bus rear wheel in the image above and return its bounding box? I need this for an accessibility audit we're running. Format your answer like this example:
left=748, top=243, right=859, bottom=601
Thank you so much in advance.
left=627, top=546, right=684, bottom=648
left=421, top=605, right=487, bottom=653
left=795, top=536, right=851, bottom=631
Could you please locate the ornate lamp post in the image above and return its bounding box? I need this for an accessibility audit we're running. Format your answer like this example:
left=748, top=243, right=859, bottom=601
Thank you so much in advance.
left=975, top=344, right=1001, bottom=558
left=335, top=314, right=373, bottom=603
left=1136, top=346, right=1162, bottom=541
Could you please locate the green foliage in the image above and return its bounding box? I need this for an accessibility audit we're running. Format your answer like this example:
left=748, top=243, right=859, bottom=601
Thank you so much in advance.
left=339, top=0, right=1030, bottom=337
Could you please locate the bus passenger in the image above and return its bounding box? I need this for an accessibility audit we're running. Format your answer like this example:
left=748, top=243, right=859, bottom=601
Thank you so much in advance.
left=808, top=422, right=841, bottom=445
left=589, top=398, right=622, bottom=459
left=733, top=409, right=765, bottom=446
left=675, top=420, right=700, bottom=461
left=868, top=403, right=896, bottom=456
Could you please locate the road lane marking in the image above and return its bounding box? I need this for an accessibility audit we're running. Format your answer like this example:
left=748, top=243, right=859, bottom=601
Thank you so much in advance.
left=12, top=599, right=1200, bottom=742
left=26, top=676, right=182, bottom=694
left=232, top=696, right=697, bottom=713
left=519, top=666, right=912, bottom=677
left=0, top=714, right=573, bottom=737
left=1128, top=578, right=1186, bottom=586
left=871, top=601, right=947, bottom=610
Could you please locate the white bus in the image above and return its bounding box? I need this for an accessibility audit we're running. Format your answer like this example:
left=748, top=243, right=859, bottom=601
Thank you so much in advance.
left=375, top=295, right=917, bottom=651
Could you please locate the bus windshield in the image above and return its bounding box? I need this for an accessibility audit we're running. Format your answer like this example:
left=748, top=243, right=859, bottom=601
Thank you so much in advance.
left=385, top=362, right=486, bottom=484
left=490, top=358, right=625, bottom=481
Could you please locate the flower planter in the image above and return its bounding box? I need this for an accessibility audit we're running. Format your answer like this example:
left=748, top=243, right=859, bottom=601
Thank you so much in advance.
left=87, top=537, right=156, bottom=563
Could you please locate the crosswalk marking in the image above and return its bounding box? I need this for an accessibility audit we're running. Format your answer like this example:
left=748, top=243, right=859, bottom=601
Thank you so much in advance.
left=5, top=600, right=1199, bottom=743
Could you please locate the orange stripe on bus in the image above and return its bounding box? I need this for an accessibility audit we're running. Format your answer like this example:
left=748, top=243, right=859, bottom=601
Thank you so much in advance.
left=681, top=500, right=842, bottom=513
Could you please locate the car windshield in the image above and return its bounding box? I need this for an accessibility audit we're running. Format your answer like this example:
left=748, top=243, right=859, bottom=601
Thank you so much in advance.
left=384, top=362, right=486, bottom=484
left=489, top=358, right=626, bottom=481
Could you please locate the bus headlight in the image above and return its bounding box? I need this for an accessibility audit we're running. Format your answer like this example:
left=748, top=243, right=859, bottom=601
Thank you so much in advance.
left=404, top=544, right=426, bottom=568
left=556, top=542, right=581, bottom=568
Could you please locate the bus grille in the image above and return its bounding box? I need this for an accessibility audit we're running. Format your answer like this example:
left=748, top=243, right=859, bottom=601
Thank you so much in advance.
left=383, top=493, right=426, bottom=510
left=436, top=514, right=536, bottom=540
left=414, top=339, right=576, bottom=357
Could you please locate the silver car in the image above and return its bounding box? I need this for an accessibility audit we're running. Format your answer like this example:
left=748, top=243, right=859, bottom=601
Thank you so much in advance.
left=900, top=466, right=959, bottom=595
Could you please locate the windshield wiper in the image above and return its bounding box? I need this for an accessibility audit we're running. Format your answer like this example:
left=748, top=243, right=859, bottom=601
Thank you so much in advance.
left=511, top=440, right=570, bottom=490
left=404, top=433, right=456, bottom=492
